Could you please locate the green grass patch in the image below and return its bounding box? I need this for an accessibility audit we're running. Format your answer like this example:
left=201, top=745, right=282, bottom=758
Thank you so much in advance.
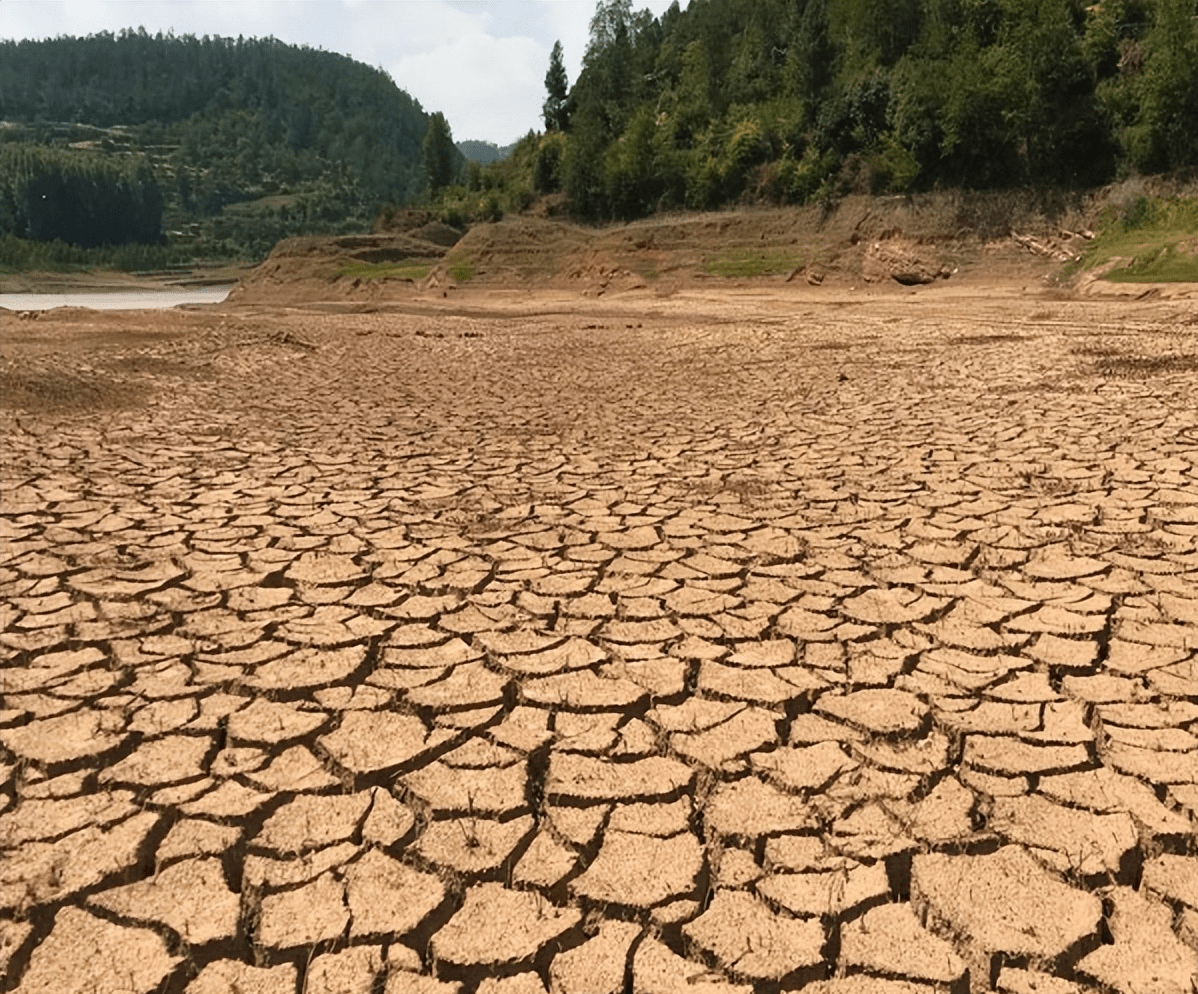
left=448, top=256, right=475, bottom=282
left=336, top=260, right=432, bottom=281
left=1075, top=196, right=1198, bottom=283
left=703, top=247, right=803, bottom=278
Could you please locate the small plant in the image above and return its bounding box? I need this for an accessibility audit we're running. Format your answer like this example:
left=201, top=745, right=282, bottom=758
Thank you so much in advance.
left=482, top=192, right=504, bottom=223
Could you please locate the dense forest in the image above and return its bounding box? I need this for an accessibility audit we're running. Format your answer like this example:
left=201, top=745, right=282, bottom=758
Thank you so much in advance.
left=0, top=30, right=443, bottom=261
left=1, top=143, right=163, bottom=247
left=457, top=140, right=521, bottom=164
left=525, top=0, right=1198, bottom=221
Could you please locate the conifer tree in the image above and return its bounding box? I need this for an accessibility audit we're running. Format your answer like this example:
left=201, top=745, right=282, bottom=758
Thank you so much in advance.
left=543, top=41, right=570, bottom=132
left=422, top=111, right=457, bottom=194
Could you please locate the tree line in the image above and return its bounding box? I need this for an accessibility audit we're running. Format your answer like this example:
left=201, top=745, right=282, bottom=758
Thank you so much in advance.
left=0, top=29, right=440, bottom=256
left=0, top=144, right=163, bottom=247
left=537, top=0, right=1198, bottom=221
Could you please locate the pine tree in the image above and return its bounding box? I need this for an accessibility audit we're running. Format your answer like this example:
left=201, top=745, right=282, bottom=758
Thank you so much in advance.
left=422, top=111, right=456, bottom=194
left=543, top=41, right=570, bottom=132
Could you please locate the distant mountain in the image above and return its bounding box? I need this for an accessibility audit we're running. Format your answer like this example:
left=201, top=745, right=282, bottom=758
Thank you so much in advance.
left=457, top=140, right=521, bottom=164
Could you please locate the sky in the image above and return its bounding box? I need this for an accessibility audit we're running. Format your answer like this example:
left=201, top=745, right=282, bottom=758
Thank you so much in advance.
left=0, top=0, right=685, bottom=145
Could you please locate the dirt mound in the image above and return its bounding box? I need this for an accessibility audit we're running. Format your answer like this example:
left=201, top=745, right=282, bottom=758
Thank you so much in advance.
left=230, top=188, right=1124, bottom=305
left=229, top=232, right=448, bottom=304
left=451, top=217, right=594, bottom=282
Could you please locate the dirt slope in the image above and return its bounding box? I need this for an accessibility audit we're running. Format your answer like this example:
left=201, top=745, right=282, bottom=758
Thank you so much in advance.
left=230, top=189, right=1110, bottom=305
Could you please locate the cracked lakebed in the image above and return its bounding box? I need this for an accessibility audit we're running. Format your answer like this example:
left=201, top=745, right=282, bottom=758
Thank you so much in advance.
left=1, top=287, right=1197, bottom=994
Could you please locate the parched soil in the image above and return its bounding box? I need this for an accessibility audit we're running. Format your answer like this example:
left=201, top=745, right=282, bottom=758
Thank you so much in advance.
left=1, top=279, right=1197, bottom=994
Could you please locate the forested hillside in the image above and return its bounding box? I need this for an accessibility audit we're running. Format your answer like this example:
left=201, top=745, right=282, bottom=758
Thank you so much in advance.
left=539, top=0, right=1198, bottom=220
left=0, top=30, right=438, bottom=261
left=457, top=140, right=520, bottom=164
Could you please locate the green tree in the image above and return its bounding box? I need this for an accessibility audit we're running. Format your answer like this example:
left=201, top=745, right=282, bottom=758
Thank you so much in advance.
left=1123, top=0, right=1198, bottom=171
left=422, top=111, right=457, bottom=194
left=543, top=40, right=570, bottom=131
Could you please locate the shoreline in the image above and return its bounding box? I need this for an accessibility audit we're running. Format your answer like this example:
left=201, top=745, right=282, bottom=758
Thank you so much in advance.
left=0, top=262, right=253, bottom=295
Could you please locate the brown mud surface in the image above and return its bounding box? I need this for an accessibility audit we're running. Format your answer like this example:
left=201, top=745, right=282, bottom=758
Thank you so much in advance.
left=2, top=274, right=1197, bottom=994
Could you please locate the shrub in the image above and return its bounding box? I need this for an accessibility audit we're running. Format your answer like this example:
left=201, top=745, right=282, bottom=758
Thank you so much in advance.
left=533, top=133, right=566, bottom=193
left=482, top=192, right=503, bottom=223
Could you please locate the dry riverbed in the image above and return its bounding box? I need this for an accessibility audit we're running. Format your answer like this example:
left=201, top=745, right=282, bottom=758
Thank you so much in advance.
left=1, top=284, right=1197, bottom=993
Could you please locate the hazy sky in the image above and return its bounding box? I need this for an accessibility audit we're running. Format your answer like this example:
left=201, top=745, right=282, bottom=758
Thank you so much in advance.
left=0, top=1, right=685, bottom=145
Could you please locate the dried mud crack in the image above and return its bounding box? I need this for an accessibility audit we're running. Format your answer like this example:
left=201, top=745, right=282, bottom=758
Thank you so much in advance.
left=1, top=288, right=1196, bottom=994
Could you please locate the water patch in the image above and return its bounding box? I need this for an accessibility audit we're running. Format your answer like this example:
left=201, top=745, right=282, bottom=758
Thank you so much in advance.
left=0, top=287, right=230, bottom=311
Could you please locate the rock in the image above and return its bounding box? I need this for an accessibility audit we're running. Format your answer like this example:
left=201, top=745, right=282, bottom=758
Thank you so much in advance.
left=863, top=237, right=951, bottom=285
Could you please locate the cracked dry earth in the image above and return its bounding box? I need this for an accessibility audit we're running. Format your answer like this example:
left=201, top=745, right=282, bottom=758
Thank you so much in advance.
left=2, top=289, right=1198, bottom=994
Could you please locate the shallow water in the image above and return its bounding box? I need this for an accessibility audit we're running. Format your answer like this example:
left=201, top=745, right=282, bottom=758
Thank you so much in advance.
left=0, top=287, right=230, bottom=310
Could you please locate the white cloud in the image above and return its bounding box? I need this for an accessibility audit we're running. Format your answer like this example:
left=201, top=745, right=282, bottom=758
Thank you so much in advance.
left=0, top=0, right=687, bottom=144
left=392, top=31, right=546, bottom=142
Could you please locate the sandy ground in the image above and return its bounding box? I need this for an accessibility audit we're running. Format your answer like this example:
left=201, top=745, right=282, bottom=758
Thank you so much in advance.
left=1, top=281, right=1197, bottom=994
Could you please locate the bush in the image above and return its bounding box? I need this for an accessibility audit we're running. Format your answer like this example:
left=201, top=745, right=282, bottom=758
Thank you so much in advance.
left=533, top=133, right=566, bottom=193
left=482, top=192, right=503, bottom=223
